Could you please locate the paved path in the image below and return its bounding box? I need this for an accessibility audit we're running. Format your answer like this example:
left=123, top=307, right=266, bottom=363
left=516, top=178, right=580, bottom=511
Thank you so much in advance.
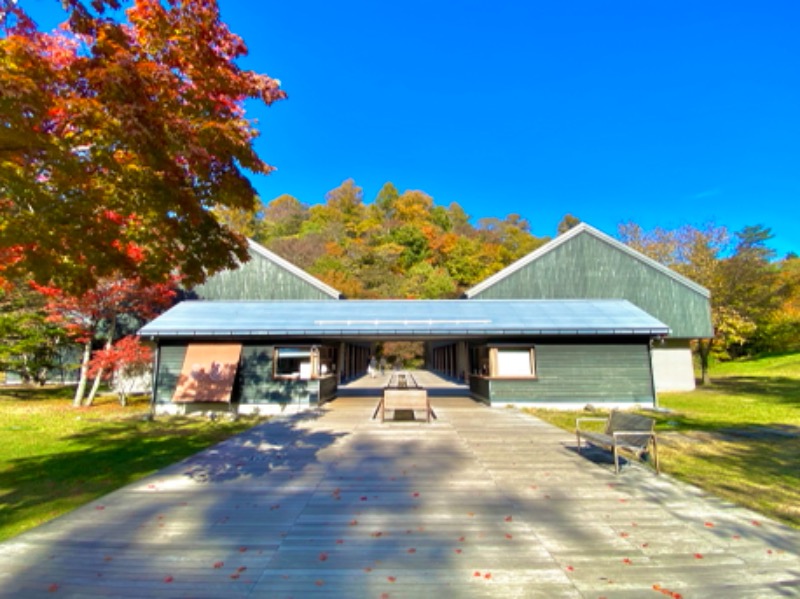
left=2, top=374, right=799, bottom=598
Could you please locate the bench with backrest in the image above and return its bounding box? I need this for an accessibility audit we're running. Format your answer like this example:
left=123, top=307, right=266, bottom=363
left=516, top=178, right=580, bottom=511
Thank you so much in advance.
left=576, top=410, right=659, bottom=474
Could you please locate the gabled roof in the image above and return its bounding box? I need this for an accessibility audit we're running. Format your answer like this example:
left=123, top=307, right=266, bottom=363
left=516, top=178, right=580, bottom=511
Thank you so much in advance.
left=245, top=239, right=342, bottom=299
left=139, top=298, right=670, bottom=339
left=464, top=223, right=710, bottom=299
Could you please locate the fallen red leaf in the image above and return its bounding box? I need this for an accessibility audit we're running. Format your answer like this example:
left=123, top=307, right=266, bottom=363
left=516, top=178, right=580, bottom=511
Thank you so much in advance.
left=620, top=532, right=629, bottom=538
left=566, top=566, right=574, bottom=572
left=349, top=519, right=359, bottom=526
left=95, top=505, right=105, bottom=511
left=47, top=583, right=59, bottom=592
left=505, top=534, right=513, bottom=539
left=336, top=539, right=344, bottom=544
left=230, top=573, right=240, bottom=580
left=622, top=558, right=633, bottom=565
left=504, top=516, right=512, bottom=522
left=213, top=561, right=224, bottom=569
left=319, top=552, right=328, bottom=561
left=458, top=536, right=465, bottom=542
left=387, top=576, right=396, bottom=582
left=237, top=566, right=247, bottom=573
left=315, top=580, right=324, bottom=586
left=484, top=572, right=492, bottom=579
left=454, top=548, right=462, bottom=554
left=704, top=521, right=714, bottom=527
left=163, top=576, right=174, bottom=583
left=474, top=571, right=481, bottom=577
left=751, top=520, right=762, bottom=526
left=694, top=553, right=703, bottom=559
left=360, top=496, right=368, bottom=501
left=364, top=567, right=373, bottom=573
left=371, top=531, right=383, bottom=537
left=239, top=547, right=248, bottom=553
left=412, top=492, right=420, bottom=497
left=407, top=548, right=416, bottom=553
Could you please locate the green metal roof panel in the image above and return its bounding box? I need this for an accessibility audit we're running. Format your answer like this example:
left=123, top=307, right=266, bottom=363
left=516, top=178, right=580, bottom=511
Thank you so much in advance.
left=464, top=224, right=713, bottom=338
left=140, top=299, right=670, bottom=339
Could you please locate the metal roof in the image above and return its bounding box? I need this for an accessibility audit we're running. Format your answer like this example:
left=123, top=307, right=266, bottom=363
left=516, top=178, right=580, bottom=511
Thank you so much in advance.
left=139, top=299, right=670, bottom=339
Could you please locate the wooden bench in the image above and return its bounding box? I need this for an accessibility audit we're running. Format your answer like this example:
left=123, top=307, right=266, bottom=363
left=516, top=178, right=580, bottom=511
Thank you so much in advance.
left=576, top=410, right=660, bottom=474
left=378, top=388, right=434, bottom=423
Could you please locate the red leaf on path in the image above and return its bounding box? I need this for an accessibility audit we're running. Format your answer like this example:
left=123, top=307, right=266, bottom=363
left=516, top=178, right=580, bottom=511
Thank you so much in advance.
left=349, top=519, right=359, bottom=526
left=467, top=512, right=475, bottom=517
left=454, top=549, right=462, bottom=554
left=458, top=536, right=465, bottom=542
left=504, top=516, right=512, bottom=522
left=694, top=553, right=703, bottom=559
left=236, top=567, right=247, bottom=573
left=619, top=532, right=629, bottom=538
left=474, top=571, right=481, bottom=577
left=505, top=534, right=513, bottom=539
left=103, top=556, right=113, bottom=562
left=336, top=539, right=344, bottom=544
left=751, top=520, right=762, bottom=526
left=364, top=567, right=373, bottom=573
left=230, top=573, right=240, bottom=580
left=360, top=496, right=368, bottom=501
left=163, top=576, right=174, bottom=583
left=387, top=576, right=396, bottom=582
left=213, top=561, right=224, bottom=569
left=239, top=547, right=248, bottom=553
left=566, top=565, right=574, bottom=572
left=381, top=594, right=390, bottom=599
left=48, top=583, right=59, bottom=592
left=407, top=548, right=416, bottom=553
left=319, top=552, right=328, bottom=561
left=732, top=535, right=741, bottom=540
left=672, top=593, right=683, bottom=599
left=622, top=558, right=633, bottom=565
left=412, top=492, right=420, bottom=497
left=95, top=505, right=105, bottom=511
left=704, top=521, right=714, bottom=527
left=315, top=580, right=324, bottom=586
left=484, top=573, right=492, bottom=579
left=371, top=531, right=383, bottom=538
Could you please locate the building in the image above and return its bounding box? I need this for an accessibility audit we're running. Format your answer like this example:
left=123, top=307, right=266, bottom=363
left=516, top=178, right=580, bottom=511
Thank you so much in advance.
left=139, top=226, right=712, bottom=414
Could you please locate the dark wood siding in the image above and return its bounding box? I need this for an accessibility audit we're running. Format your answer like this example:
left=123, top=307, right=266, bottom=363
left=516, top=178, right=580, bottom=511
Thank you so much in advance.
left=154, top=345, right=187, bottom=404
left=191, top=248, right=336, bottom=301
left=471, top=231, right=712, bottom=338
left=489, top=343, right=654, bottom=405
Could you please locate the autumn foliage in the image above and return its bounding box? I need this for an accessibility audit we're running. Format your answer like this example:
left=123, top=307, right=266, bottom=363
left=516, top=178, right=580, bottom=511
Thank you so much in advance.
left=0, top=0, right=285, bottom=292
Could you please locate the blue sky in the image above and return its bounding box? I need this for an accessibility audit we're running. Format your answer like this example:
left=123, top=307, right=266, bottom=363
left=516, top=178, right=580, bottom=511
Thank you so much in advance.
left=24, top=0, right=800, bottom=257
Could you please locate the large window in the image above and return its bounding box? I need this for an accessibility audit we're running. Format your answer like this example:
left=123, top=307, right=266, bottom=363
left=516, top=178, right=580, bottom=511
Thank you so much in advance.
left=489, top=346, right=536, bottom=378
left=273, top=346, right=336, bottom=380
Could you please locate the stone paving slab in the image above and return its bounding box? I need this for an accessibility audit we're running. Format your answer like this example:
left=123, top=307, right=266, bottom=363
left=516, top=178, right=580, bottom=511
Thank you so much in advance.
left=1, top=376, right=799, bottom=598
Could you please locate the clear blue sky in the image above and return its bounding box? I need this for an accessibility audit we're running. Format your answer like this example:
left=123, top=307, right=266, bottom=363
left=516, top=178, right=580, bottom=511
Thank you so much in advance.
left=24, top=0, right=800, bottom=257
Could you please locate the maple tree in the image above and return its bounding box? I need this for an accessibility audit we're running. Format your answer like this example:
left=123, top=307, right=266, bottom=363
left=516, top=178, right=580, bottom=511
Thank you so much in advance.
left=0, top=0, right=285, bottom=293
left=87, top=334, right=152, bottom=405
left=41, top=275, right=175, bottom=406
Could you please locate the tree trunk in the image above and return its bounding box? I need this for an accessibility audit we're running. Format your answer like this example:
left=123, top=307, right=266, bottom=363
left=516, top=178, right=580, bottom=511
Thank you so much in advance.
left=73, top=341, right=92, bottom=407
left=85, top=369, right=104, bottom=406
left=697, top=338, right=712, bottom=386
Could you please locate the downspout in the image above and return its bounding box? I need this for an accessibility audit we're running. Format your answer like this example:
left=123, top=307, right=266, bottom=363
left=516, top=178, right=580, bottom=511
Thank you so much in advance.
left=150, top=339, right=161, bottom=419
left=648, top=337, right=659, bottom=409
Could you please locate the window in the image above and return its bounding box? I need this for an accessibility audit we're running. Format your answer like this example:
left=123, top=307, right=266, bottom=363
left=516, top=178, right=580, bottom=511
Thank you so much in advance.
left=273, top=346, right=336, bottom=380
left=489, top=346, right=536, bottom=378
left=274, top=347, right=311, bottom=379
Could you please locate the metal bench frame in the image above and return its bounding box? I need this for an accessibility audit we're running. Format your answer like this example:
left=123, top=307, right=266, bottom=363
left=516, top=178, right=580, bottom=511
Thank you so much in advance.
left=576, top=410, right=660, bottom=474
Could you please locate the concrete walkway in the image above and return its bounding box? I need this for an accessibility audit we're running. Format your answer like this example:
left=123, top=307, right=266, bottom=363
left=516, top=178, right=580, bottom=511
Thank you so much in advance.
left=2, top=373, right=799, bottom=598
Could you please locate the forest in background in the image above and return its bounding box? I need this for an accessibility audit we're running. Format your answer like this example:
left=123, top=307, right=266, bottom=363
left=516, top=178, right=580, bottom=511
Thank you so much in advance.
left=214, top=178, right=800, bottom=362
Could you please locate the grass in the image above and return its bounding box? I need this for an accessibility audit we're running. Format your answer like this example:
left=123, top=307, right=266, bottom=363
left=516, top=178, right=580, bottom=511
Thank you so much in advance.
left=0, top=388, right=267, bottom=542
left=525, top=352, right=800, bottom=529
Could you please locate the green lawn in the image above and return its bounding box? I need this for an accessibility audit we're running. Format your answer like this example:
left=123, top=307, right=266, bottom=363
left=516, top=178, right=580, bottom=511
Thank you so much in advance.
left=0, top=389, right=267, bottom=542
left=525, top=352, right=800, bottom=529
